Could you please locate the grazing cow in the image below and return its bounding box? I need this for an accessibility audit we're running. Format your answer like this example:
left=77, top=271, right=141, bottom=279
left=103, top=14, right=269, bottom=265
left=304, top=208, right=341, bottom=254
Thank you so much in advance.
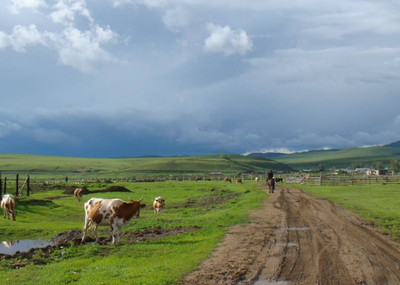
left=74, top=188, right=84, bottom=202
left=82, top=197, right=146, bottom=245
left=275, top=177, right=284, bottom=183
left=1, top=241, right=15, bottom=248
left=1, top=194, right=16, bottom=221
left=236, top=178, right=242, bottom=184
left=255, top=177, right=259, bottom=183
left=152, top=196, right=165, bottom=214
left=224, top=177, right=232, bottom=183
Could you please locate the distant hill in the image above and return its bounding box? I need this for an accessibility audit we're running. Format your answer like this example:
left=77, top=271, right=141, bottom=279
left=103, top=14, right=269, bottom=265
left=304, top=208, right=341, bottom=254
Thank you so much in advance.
left=248, top=152, right=289, bottom=159
left=248, top=141, right=400, bottom=170
left=385, top=141, right=400, bottom=148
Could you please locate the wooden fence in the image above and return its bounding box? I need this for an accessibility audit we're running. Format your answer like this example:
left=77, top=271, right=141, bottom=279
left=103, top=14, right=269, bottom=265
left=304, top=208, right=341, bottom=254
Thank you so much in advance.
left=285, top=175, right=400, bottom=186
left=0, top=175, right=30, bottom=196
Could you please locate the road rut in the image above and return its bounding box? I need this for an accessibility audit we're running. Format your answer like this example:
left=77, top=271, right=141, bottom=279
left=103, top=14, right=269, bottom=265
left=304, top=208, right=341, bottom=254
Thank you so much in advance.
left=184, top=186, right=400, bottom=285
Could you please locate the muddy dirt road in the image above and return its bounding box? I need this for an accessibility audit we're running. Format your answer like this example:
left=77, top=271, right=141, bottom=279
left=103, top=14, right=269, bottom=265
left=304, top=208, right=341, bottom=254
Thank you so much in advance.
left=184, top=186, right=400, bottom=285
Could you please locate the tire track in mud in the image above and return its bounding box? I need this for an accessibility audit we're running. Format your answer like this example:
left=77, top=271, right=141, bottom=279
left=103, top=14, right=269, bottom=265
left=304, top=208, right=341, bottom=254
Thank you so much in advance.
left=183, top=186, right=400, bottom=285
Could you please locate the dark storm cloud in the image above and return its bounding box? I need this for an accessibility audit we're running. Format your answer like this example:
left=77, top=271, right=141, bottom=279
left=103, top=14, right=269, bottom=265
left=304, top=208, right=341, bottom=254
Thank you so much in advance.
left=1, top=0, right=400, bottom=156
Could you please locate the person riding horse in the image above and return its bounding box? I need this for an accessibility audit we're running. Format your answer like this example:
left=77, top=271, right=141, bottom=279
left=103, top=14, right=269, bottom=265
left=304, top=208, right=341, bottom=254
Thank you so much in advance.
left=267, top=169, right=275, bottom=193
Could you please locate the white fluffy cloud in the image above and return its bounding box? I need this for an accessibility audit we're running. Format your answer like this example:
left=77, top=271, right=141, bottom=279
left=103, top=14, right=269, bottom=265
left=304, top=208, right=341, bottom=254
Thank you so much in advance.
left=50, top=0, right=93, bottom=25
left=204, top=23, right=253, bottom=56
left=9, top=0, right=47, bottom=14
left=56, top=26, right=118, bottom=73
left=0, top=24, right=47, bottom=52
left=1, top=0, right=119, bottom=73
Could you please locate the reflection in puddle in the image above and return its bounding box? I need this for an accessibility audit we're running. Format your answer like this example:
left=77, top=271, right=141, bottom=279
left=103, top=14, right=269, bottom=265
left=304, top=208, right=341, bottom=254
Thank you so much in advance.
left=276, top=227, right=309, bottom=232
left=253, top=281, right=290, bottom=285
left=0, top=240, right=52, bottom=255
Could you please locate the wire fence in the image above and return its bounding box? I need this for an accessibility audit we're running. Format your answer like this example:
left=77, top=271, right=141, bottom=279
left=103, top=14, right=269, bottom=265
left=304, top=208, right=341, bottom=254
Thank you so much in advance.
left=285, top=175, right=400, bottom=186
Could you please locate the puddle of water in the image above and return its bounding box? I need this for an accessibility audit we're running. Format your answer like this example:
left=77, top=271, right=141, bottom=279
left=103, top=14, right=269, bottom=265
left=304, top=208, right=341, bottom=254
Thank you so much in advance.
left=0, top=240, right=52, bottom=255
left=275, top=226, right=309, bottom=232
left=275, top=242, right=298, bottom=248
left=253, top=281, right=290, bottom=285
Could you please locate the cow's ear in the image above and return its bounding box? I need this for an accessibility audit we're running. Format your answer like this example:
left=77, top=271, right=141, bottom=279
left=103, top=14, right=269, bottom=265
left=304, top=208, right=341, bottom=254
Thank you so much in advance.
left=140, top=204, right=146, bottom=208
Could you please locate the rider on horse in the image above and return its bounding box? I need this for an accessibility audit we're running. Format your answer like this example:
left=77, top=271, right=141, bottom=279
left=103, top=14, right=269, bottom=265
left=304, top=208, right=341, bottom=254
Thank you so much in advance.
left=267, top=169, right=275, bottom=192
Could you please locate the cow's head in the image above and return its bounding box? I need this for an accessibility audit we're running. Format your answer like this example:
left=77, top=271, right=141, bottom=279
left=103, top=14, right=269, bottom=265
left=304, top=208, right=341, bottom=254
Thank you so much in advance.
left=130, top=198, right=146, bottom=219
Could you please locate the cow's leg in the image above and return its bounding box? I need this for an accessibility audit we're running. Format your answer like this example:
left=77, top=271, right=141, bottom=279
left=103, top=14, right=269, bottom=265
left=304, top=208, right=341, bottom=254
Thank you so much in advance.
left=82, top=216, right=91, bottom=243
left=93, top=224, right=99, bottom=243
left=2, top=206, right=7, bottom=219
left=111, top=219, right=116, bottom=245
left=115, top=225, right=122, bottom=245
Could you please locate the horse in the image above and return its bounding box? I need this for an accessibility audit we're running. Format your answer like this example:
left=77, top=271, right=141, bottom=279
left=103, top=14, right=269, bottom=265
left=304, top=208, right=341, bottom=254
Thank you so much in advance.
left=267, top=178, right=275, bottom=193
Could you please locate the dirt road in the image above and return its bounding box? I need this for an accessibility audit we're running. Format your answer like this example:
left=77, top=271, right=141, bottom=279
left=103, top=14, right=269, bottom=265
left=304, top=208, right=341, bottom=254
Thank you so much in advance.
left=184, top=186, right=400, bottom=285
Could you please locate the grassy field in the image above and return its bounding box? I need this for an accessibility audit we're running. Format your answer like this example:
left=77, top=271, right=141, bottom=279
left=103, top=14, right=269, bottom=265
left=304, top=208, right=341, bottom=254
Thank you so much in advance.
left=0, top=153, right=292, bottom=179
left=0, top=180, right=267, bottom=284
left=298, top=183, right=400, bottom=240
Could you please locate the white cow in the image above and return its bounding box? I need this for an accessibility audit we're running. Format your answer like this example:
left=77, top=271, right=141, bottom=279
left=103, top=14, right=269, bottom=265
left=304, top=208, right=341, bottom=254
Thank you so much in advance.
left=82, top=197, right=146, bottom=245
left=1, top=194, right=16, bottom=221
left=152, top=197, right=165, bottom=214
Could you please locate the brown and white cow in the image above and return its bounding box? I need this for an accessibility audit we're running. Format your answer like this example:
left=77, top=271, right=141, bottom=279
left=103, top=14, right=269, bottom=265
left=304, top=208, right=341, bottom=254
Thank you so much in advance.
left=236, top=178, right=242, bottom=184
left=74, top=188, right=84, bottom=202
left=1, top=194, right=16, bottom=221
left=152, top=196, right=165, bottom=214
left=82, top=197, right=146, bottom=245
left=224, top=177, right=232, bottom=183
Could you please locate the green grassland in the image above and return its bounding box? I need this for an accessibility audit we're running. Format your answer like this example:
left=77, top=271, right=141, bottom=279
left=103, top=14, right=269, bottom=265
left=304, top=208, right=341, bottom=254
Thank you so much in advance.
left=0, top=153, right=292, bottom=179
left=298, top=183, right=400, bottom=240
left=0, top=181, right=266, bottom=284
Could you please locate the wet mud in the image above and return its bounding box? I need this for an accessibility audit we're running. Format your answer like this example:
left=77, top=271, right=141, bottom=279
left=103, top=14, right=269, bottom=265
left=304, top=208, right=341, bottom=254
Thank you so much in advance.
left=0, top=226, right=199, bottom=269
left=184, top=186, right=400, bottom=285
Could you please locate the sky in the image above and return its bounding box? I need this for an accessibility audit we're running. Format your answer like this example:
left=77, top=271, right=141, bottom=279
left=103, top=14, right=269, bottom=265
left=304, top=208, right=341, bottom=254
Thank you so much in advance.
left=1, top=0, right=400, bottom=157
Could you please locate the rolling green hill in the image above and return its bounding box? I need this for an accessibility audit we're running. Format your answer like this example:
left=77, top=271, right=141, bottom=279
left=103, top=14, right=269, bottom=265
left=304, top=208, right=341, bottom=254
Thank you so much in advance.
left=0, top=153, right=293, bottom=178
left=249, top=141, right=400, bottom=170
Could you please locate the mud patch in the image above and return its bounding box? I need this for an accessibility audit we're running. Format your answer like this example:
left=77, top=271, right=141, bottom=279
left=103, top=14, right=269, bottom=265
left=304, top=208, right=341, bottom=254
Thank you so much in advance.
left=63, top=186, right=90, bottom=195
left=90, top=186, right=132, bottom=194
left=123, top=226, right=200, bottom=244
left=0, top=227, right=200, bottom=268
left=63, top=185, right=131, bottom=195
left=169, top=189, right=240, bottom=209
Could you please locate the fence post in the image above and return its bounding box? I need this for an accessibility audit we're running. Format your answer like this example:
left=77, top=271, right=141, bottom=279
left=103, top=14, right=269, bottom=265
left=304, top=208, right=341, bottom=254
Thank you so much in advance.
left=4, top=177, right=7, bottom=194
left=16, top=174, right=19, bottom=197
left=0, top=176, right=2, bottom=196
left=27, top=175, right=30, bottom=197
